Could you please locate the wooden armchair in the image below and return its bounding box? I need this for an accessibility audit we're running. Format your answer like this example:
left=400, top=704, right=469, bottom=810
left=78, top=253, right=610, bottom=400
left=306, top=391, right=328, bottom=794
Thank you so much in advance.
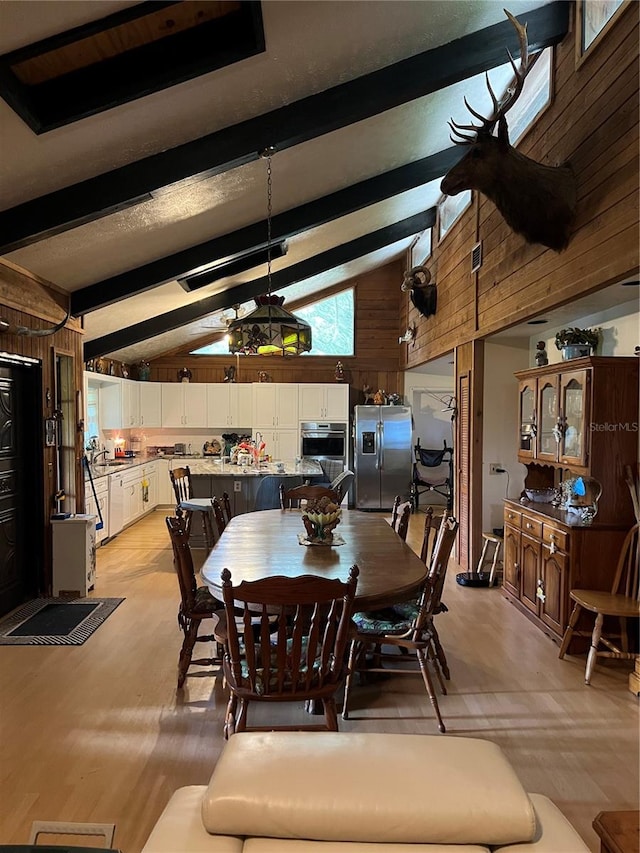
left=218, top=566, right=359, bottom=737
left=391, top=495, right=412, bottom=541
left=165, top=512, right=224, bottom=688
left=559, top=522, right=639, bottom=684
left=210, top=496, right=227, bottom=538
left=279, top=483, right=340, bottom=509
left=342, top=515, right=458, bottom=733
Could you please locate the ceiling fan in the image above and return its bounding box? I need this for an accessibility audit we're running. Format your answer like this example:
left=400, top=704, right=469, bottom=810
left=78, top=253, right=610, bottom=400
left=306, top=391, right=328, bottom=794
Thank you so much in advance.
left=201, top=304, right=246, bottom=333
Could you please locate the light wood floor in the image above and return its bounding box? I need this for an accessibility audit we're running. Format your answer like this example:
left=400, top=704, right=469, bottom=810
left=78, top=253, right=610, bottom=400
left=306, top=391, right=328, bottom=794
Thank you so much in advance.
left=1, top=508, right=638, bottom=852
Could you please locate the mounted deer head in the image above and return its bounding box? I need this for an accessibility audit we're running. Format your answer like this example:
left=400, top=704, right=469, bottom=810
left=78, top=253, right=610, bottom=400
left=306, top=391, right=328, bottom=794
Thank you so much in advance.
left=440, top=10, right=576, bottom=252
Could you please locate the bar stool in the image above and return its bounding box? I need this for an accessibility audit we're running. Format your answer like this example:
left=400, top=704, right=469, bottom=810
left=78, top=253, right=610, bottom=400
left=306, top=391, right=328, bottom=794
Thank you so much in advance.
left=478, top=532, right=503, bottom=586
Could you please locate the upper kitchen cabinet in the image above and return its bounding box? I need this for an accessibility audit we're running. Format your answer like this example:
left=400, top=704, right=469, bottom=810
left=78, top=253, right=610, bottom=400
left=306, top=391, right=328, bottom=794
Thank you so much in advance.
left=121, top=378, right=140, bottom=428
left=298, top=384, right=349, bottom=422
left=252, top=383, right=298, bottom=430
left=161, top=383, right=207, bottom=428
left=206, top=384, right=253, bottom=430
left=514, top=356, right=638, bottom=525
left=139, top=382, right=162, bottom=428
left=97, top=375, right=124, bottom=430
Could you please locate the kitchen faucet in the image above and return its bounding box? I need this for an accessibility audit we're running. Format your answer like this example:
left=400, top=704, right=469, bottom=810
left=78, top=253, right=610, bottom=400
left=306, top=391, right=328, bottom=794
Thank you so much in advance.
left=90, top=449, right=109, bottom=465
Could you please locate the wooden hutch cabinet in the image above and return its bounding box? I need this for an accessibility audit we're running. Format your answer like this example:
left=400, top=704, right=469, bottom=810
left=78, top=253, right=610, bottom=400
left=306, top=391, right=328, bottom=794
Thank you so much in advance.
left=504, top=357, right=638, bottom=649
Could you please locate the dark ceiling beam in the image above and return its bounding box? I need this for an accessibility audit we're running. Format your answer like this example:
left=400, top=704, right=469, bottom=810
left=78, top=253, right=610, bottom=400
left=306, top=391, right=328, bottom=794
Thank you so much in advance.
left=83, top=208, right=434, bottom=360
left=71, top=146, right=461, bottom=315
left=1, top=2, right=569, bottom=253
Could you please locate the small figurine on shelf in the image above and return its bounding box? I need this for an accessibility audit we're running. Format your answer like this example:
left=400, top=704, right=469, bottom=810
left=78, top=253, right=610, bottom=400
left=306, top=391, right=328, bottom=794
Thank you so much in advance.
left=363, top=383, right=375, bottom=404
left=177, top=367, right=192, bottom=383
left=334, top=361, right=345, bottom=382
left=224, top=365, right=236, bottom=383
left=257, top=370, right=271, bottom=383
left=138, top=360, right=151, bottom=381
left=535, top=341, right=548, bottom=367
left=109, top=360, right=115, bottom=376
left=373, top=389, right=387, bottom=405
left=121, top=363, right=129, bottom=379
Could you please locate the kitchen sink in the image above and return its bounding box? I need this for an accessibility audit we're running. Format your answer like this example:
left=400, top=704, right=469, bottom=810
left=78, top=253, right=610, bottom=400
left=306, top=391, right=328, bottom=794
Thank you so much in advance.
left=95, top=460, right=131, bottom=467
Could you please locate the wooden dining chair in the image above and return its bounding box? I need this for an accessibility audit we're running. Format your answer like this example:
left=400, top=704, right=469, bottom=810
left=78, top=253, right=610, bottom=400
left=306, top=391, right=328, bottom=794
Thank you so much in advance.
left=342, top=515, right=459, bottom=733
left=210, top=496, right=227, bottom=538
left=217, top=565, right=359, bottom=737
left=558, top=522, right=640, bottom=684
left=165, top=511, right=225, bottom=688
left=279, top=483, right=340, bottom=509
left=391, top=495, right=412, bottom=541
left=221, top=491, right=233, bottom=525
left=169, top=465, right=216, bottom=550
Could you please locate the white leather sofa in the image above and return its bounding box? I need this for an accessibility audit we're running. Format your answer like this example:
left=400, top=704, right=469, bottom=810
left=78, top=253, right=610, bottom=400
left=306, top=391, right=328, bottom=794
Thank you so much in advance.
left=141, top=732, right=589, bottom=853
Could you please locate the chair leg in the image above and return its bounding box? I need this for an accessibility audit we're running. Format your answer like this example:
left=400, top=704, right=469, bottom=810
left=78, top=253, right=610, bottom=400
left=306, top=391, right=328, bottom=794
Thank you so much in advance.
left=559, top=602, right=581, bottom=659
left=322, top=697, right=339, bottom=731
left=342, top=640, right=359, bottom=720
left=224, top=694, right=237, bottom=739
left=235, top=698, right=249, bottom=733
left=177, top=618, right=199, bottom=688
left=585, top=613, right=604, bottom=685
left=427, top=643, right=447, bottom=696
left=619, top=617, right=629, bottom=653
left=430, top=622, right=450, bottom=680
left=416, top=648, right=446, bottom=733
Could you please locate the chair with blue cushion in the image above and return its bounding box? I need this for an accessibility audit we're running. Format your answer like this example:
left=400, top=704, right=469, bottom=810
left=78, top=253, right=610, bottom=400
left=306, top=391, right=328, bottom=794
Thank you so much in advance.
left=217, top=565, right=359, bottom=737
left=342, top=513, right=458, bottom=732
left=253, top=475, right=303, bottom=511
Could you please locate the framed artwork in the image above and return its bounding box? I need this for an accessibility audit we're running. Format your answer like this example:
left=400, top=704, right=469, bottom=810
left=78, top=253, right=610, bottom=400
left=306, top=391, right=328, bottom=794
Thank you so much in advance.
left=576, top=0, right=628, bottom=66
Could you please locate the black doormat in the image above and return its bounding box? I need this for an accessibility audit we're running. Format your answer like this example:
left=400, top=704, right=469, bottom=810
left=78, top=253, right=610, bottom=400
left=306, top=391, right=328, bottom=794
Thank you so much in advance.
left=0, top=597, right=124, bottom=645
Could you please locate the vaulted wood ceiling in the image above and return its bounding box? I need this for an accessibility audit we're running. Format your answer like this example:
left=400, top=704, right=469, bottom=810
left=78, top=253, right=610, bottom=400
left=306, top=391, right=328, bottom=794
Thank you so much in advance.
left=0, top=0, right=569, bottom=363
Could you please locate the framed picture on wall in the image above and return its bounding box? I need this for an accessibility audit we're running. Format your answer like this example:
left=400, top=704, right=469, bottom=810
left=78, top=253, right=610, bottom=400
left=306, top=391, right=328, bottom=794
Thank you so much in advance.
left=576, top=0, right=628, bottom=66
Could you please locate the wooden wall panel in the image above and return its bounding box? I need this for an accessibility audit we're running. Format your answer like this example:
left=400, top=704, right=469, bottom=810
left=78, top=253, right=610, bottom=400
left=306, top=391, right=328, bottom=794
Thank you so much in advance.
left=405, top=6, right=639, bottom=367
left=148, top=261, right=406, bottom=401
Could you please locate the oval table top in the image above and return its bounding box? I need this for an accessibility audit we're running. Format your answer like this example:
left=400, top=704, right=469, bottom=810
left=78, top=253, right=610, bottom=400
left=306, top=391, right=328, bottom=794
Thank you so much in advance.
left=200, top=508, right=427, bottom=611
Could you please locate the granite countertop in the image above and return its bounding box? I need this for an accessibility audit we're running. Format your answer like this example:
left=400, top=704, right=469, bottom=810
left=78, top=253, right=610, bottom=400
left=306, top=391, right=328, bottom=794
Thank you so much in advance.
left=86, top=456, right=323, bottom=479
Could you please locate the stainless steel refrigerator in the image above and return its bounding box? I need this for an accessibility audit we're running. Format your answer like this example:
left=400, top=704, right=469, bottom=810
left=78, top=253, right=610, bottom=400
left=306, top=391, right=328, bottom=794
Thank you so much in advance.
left=353, top=405, right=412, bottom=509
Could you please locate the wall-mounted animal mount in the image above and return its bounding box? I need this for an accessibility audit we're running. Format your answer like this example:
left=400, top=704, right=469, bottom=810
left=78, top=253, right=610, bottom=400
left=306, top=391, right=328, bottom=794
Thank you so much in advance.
left=401, top=266, right=437, bottom=318
left=398, top=326, right=416, bottom=344
left=440, top=10, right=576, bottom=252
left=0, top=308, right=70, bottom=337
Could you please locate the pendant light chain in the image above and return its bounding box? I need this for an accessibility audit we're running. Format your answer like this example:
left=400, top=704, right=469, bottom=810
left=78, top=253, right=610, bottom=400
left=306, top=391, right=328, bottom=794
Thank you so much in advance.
left=262, top=147, right=275, bottom=297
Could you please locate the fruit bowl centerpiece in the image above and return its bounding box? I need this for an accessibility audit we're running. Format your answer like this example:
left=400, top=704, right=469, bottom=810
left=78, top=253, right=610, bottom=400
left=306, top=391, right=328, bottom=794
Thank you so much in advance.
left=301, top=495, right=342, bottom=544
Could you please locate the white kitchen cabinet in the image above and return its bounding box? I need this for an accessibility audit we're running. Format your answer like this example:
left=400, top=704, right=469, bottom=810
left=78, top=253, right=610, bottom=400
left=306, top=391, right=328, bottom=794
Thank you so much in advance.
left=139, top=382, right=162, bottom=427
left=298, top=383, right=349, bottom=421
left=207, top=383, right=253, bottom=429
left=155, top=458, right=175, bottom=505
left=255, top=429, right=299, bottom=462
left=109, top=471, right=125, bottom=537
left=121, top=378, right=140, bottom=427
left=85, top=475, right=109, bottom=545
left=99, top=376, right=124, bottom=429
left=252, top=383, right=298, bottom=429
left=161, top=383, right=207, bottom=427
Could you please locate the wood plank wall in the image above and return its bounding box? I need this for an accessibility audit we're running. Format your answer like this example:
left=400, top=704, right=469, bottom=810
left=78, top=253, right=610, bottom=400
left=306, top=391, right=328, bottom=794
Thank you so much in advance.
left=403, top=3, right=639, bottom=369
left=0, top=260, right=84, bottom=593
left=147, top=262, right=406, bottom=401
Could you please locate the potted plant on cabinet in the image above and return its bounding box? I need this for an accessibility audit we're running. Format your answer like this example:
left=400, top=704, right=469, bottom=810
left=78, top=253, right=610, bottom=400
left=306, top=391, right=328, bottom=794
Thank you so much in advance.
left=554, top=327, right=600, bottom=361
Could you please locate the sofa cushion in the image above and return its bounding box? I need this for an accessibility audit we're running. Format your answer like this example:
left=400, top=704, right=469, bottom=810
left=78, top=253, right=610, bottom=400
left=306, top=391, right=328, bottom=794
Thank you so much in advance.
left=245, top=842, right=489, bottom=852
left=141, top=786, right=243, bottom=853
left=493, top=794, right=589, bottom=852
left=202, top=732, right=536, bottom=846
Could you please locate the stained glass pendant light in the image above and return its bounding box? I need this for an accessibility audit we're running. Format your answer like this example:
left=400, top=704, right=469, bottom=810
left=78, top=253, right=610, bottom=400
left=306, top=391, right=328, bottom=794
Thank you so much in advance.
left=228, top=149, right=312, bottom=356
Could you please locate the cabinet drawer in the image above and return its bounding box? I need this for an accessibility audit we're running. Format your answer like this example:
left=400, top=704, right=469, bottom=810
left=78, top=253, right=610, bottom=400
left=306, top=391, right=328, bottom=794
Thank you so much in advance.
left=542, top=524, right=569, bottom=552
left=504, top=507, right=522, bottom=527
left=521, top=516, right=542, bottom=538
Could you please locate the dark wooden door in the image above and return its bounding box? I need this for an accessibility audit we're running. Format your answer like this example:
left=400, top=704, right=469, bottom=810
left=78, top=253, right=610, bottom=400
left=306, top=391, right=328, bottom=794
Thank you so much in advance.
left=0, top=362, right=43, bottom=616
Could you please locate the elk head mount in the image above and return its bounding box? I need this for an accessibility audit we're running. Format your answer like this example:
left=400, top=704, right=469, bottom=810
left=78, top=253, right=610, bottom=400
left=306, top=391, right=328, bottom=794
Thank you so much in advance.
left=440, top=9, right=576, bottom=252
left=401, top=266, right=437, bottom=318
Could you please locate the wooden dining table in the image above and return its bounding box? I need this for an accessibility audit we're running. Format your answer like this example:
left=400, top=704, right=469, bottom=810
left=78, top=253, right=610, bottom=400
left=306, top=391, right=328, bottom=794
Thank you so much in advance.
left=200, top=508, right=427, bottom=611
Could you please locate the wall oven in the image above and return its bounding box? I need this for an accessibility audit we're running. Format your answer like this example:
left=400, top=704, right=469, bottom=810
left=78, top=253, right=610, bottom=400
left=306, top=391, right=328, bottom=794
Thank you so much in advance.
left=300, top=422, right=348, bottom=463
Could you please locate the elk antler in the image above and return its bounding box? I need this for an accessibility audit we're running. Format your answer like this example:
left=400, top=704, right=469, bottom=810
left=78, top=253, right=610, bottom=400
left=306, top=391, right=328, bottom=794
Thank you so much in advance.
left=449, top=9, right=530, bottom=144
